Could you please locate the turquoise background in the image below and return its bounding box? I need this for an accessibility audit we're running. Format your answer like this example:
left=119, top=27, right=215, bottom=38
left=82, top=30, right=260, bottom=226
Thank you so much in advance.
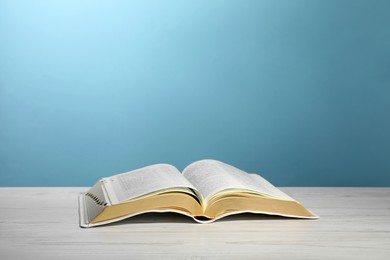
left=1, top=0, right=389, bottom=186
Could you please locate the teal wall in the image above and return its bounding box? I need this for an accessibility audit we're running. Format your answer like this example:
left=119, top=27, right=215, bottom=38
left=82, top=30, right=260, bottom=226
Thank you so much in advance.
left=1, top=0, right=389, bottom=186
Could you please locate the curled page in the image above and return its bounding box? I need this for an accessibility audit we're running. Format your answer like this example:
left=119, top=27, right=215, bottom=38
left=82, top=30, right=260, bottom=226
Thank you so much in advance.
left=183, top=159, right=294, bottom=200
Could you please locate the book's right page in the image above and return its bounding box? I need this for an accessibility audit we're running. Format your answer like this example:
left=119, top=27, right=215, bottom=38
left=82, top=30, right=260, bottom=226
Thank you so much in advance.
left=182, top=159, right=318, bottom=220
left=248, top=173, right=294, bottom=200
left=183, top=159, right=288, bottom=201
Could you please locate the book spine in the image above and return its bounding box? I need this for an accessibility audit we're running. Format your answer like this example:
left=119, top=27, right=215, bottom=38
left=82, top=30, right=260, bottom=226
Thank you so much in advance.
left=84, top=181, right=108, bottom=223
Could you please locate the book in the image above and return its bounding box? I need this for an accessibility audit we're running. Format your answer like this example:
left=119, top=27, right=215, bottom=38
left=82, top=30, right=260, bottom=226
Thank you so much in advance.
left=78, top=159, right=318, bottom=227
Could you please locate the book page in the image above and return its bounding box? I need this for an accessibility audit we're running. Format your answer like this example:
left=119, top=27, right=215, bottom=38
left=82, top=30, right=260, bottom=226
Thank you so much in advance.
left=183, top=159, right=294, bottom=201
left=102, top=164, right=196, bottom=204
left=249, top=174, right=294, bottom=201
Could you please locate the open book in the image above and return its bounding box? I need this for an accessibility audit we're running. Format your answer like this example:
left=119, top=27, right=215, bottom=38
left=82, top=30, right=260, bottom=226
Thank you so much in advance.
left=79, top=159, right=318, bottom=227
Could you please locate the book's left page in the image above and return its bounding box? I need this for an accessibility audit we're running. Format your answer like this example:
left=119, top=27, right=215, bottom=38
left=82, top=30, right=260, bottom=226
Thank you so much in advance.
left=79, top=164, right=202, bottom=227
left=102, top=164, right=197, bottom=204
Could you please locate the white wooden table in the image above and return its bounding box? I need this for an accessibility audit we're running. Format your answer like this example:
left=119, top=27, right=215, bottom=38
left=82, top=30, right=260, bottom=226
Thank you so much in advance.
left=0, top=188, right=389, bottom=259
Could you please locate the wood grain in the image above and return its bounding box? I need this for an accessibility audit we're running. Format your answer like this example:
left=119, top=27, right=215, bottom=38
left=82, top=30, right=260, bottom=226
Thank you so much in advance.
left=0, top=187, right=389, bottom=259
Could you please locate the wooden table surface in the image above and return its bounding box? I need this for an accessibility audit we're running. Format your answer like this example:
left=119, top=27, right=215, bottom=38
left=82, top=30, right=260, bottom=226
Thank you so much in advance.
left=0, top=187, right=389, bottom=259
